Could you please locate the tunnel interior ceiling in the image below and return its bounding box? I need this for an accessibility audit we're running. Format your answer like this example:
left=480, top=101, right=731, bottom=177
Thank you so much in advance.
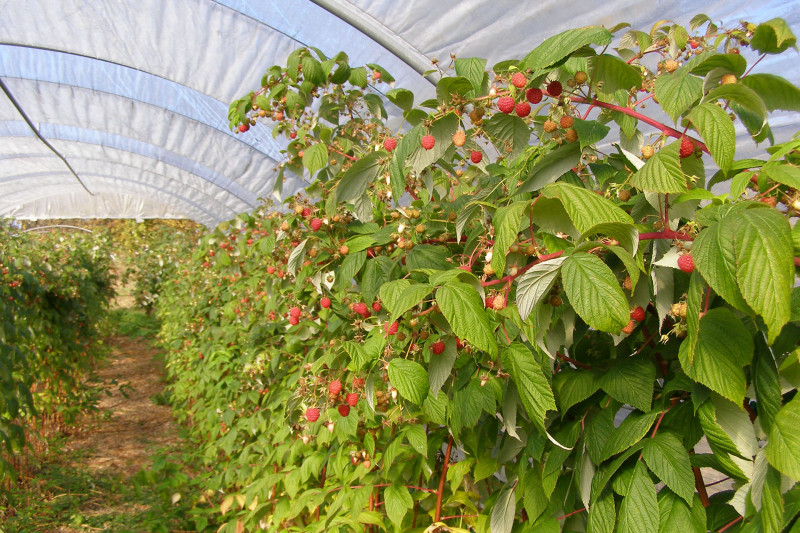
left=0, top=0, right=798, bottom=226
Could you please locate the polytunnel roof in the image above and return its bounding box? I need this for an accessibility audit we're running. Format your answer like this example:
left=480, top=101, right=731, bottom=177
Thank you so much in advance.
left=1, top=1, right=799, bottom=227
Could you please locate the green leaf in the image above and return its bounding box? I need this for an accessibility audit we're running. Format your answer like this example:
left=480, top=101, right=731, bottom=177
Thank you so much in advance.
left=767, top=394, right=800, bottom=481
left=385, top=88, right=414, bottom=111
left=519, top=143, right=582, bottom=193
left=519, top=26, right=613, bottom=70
left=455, top=57, right=487, bottom=93
left=301, top=143, right=328, bottom=176
left=654, top=70, right=703, bottom=122
left=599, top=410, right=659, bottom=461
left=688, top=103, right=735, bottom=173
left=384, top=484, right=413, bottom=527
left=630, top=142, right=687, bottom=193
left=348, top=66, right=368, bottom=88
left=572, top=118, right=611, bottom=151
left=761, top=465, right=784, bottom=533
left=485, top=113, right=531, bottom=163
left=600, top=358, right=656, bottom=413
left=334, top=251, right=367, bottom=289
left=336, top=152, right=382, bottom=203
left=389, top=284, right=435, bottom=323
left=561, top=253, right=629, bottom=333
left=753, top=335, right=781, bottom=434
left=301, top=55, right=326, bottom=85
left=429, top=337, right=457, bottom=397
left=501, top=343, right=556, bottom=431
left=406, top=244, right=452, bottom=271
left=522, top=467, right=549, bottom=523
left=542, top=182, right=633, bottom=233
left=490, top=480, right=517, bottom=533
left=751, top=18, right=797, bottom=54
left=515, top=256, right=567, bottom=321
left=587, top=490, right=616, bottom=533
left=436, top=76, right=474, bottom=102
left=700, top=206, right=793, bottom=343
left=436, top=282, right=498, bottom=356
left=642, top=433, right=694, bottom=503
left=762, top=162, right=800, bottom=189
left=658, top=492, right=706, bottom=533
left=741, top=74, right=800, bottom=112
left=379, top=279, right=411, bottom=316
left=704, top=84, right=768, bottom=136
left=287, top=239, right=308, bottom=274
left=617, top=462, right=659, bottom=533
left=403, top=425, right=427, bottom=457
left=491, top=201, right=529, bottom=277
left=284, top=90, right=306, bottom=118
left=589, top=54, right=643, bottom=96
left=387, top=359, right=428, bottom=405
left=553, top=368, right=599, bottom=413
left=678, top=308, right=753, bottom=405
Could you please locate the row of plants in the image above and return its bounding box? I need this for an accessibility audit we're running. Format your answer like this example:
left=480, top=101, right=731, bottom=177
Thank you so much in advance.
left=0, top=223, right=114, bottom=485
left=157, top=14, right=800, bottom=532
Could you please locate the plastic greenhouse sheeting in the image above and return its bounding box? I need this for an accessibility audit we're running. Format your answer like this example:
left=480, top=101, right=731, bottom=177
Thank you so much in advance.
left=1, top=1, right=799, bottom=227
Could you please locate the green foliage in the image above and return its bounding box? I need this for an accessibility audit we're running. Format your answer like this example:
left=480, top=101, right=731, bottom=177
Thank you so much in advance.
left=158, top=14, right=800, bottom=533
left=0, top=223, right=113, bottom=483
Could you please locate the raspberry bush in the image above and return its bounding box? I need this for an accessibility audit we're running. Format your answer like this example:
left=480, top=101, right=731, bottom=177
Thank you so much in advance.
left=0, top=223, right=114, bottom=484
left=159, top=15, right=800, bottom=532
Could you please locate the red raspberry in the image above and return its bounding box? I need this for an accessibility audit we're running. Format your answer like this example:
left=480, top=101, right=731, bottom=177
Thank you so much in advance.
left=485, top=295, right=495, bottom=309
left=353, top=302, right=368, bottom=315
left=456, top=338, right=464, bottom=349
left=679, top=137, right=695, bottom=158
left=329, top=380, right=342, bottom=395
left=431, top=341, right=445, bottom=355
left=267, top=266, right=275, bottom=274
left=689, top=40, right=699, bottom=49
left=497, top=96, right=515, bottom=114
left=421, top=135, right=436, bottom=150
left=526, top=88, right=543, bottom=104
left=630, top=306, right=646, bottom=322
left=289, top=316, right=299, bottom=326
left=302, top=207, right=312, bottom=218
left=511, top=72, right=527, bottom=88
left=320, top=297, right=331, bottom=309
left=346, top=393, right=359, bottom=406
left=372, top=302, right=382, bottom=312
left=305, top=408, right=320, bottom=422
left=310, top=218, right=323, bottom=231
left=470, top=151, right=483, bottom=164
left=515, top=102, right=531, bottom=117
left=547, top=80, right=563, bottom=97
left=338, top=405, right=350, bottom=417
left=621, top=321, right=635, bottom=335
left=385, top=321, right=399, bottom=335
left=238, top=123, right=249, bottom=133
left=678, top=254, right=695, bottom=273
left=289, top=307, right=301, bottom=318
left=384, top=137, right=397, bottom=152
left=352, top=378, right=365, bottom=389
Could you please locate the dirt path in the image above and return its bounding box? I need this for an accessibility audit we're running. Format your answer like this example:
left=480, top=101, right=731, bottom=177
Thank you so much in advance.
left=65, top=334, right=178, bottom=479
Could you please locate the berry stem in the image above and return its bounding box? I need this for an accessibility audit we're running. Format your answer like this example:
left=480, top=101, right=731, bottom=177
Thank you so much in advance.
left=692, top=464, right=711, bottom=508
left=567, top=95, right=709, bottom=154
left=556, top=351, right=591, bottom=370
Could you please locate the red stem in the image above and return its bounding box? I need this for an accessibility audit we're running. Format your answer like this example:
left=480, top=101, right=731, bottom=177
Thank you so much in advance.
left=556, top=351, right=591, bottom=370
left=638, top=229, right=694, bottom=241
left=558, top=508, right=586, bottom=520
left=718, top=516, right=743, bottom=532
left=693, top=466, right=711, bottom=507
left=441, top=514, right=479, bottom=520
left=567, top=95, right=709, bottom=154
left=434, top=436, right=454, bottom=522
left=481, top=251, right=564, bottom=287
